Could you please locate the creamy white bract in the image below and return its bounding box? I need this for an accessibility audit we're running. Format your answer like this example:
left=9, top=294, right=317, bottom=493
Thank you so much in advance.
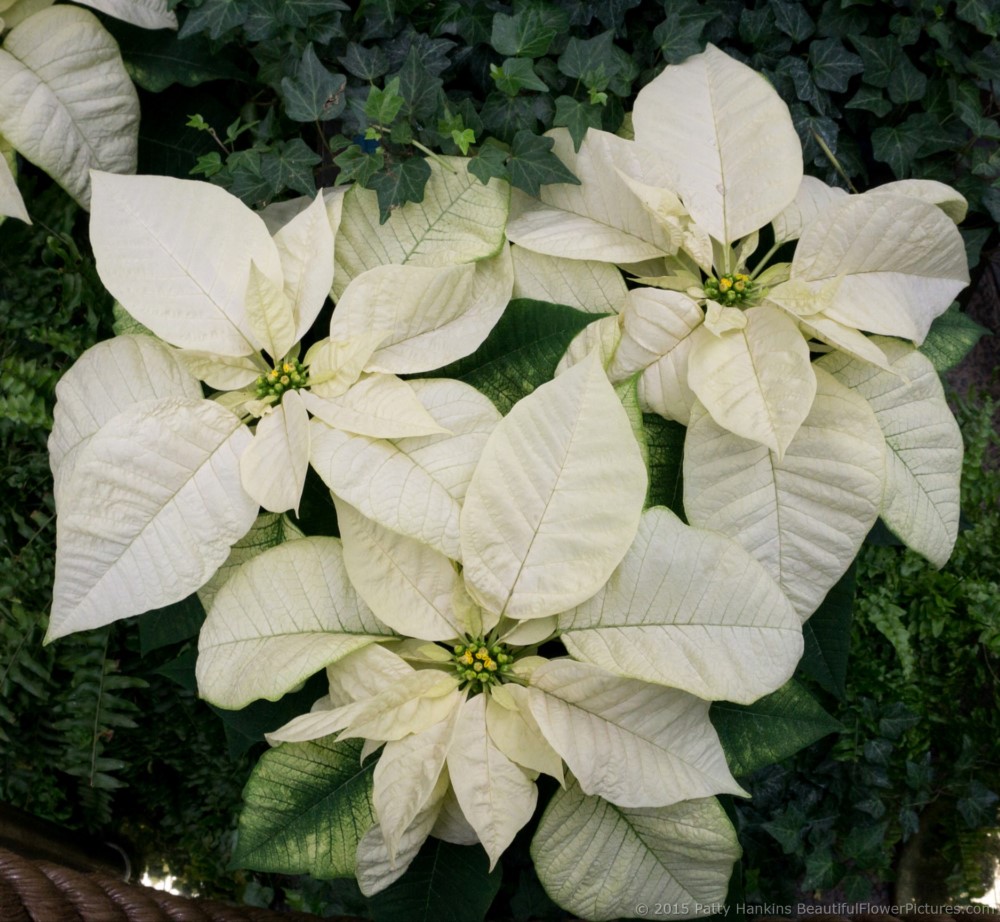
left=43, top=41, right=968, bottom=922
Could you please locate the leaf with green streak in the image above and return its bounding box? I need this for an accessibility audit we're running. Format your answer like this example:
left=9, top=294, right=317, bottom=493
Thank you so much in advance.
left=232, top=736, right=375, bottom=877
left=138, top=593, right=205, bottom=656
left=490, top=8, right=567, bottom=58
left=178, top=0, right=248, bottom=39
left=507, top=130, right=579, bottom=198
left=281, top=44, right=347, bottom=122
left=367, top=840, right=502, bottom=922
left=467, top=142, right=510, bottom=185
left=365, top=77, right=405, bottom=126
left=398, top=45, right=444, bottom=122
left=772, top=0, right=814, bottom=41
left=888, top=56, right=927, bottom=104
left=491, top=58, right=549, bottom=96
left=367, top=156, right=432, bottom=222
left=480, top=93, right=540, bottom=143
left=845, top=85, right=892, bottom=118
left=278, top=0, right=349, bottom=28
left=260, top=140, right=321, bottom=197
left=808, top=37, right=864, bottom=92
left=849, top=35, right=900, bottom=88
left=871, top=124, right=921, bottom=177
left=957, top=0, right=1000, bottom=35
left=109, top=21, right=245, bottom=93
left=643, top=413, right=685, bottom=518
left=426, top=299, right=595, bottom=414
left=557, top=30, right=622, bottom=84
left=652, top=3, right=716, bottom=65
left=798, top=564, right=855, bottom=699
left=710, top=679, right=842, bottom=778
left=553, top=96, right=602, bottom=151
left=919, top=306, right=989, bottom=372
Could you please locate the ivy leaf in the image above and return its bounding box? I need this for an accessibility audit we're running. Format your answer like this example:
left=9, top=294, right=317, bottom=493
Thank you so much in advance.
left=427, top=299, right=595, bottom=413
left=958, top=781, right=1000, bottom=827
left=490, top=7, right=567, bottom=58
left=480, top=93, right=541, bottom=143
left=178, top=0, right=248, bottom=39
left=920, top=306, right=989, bottom=372
left=366, top=155, right=432, bottom=222
left=888, top=55, right=927, bottom=104
left=809, top=37, right=864, bottom=92
left=642, top=413, right=685, bottom=517
left=849, top=35, right=900, bottom=88
left=776, top=57, right=827, bottom=112
left=845, top=85, right=892, bottom=118
left=137, top=594, right=205, bottom=656
left=557, top=30, right=622, bottom=86
left=507, top=130, right=579, bottom=197
left=878, top=702, right=921, bottom=741
left=762, top=804, right=808, bottom=855
left=652, top=1, right=717, bottom=65
left=871, top=124, right=921, bottom=176
left=467, top=141, right=510, bottom=185
left=231, top=736, right=375, bottom=875
left=228, top=150, right=278, bottom=206
left=553, top=96, right=602, bottom=151
left=957, top=0, right=1000, bottom=36
left=798, top=564, right=855, bottom=699
left=341, top=42, right=389, bottom=81
left=491, top=58, right=549, bottom=96
left=281, top=44, right=347, bottom=122
left=335, top=144, right=385, bottom=187
left=368, top=840, right=502, bottom=922
left=711, top=679, right=842, bottom=778
left=259, top=139, right=321, bottom=197
left=398, top=44, right=445, bottom=121
left=772, top=0, right=814, bottom=42
left=801, top=847, right=838, bottom=891
left=278, top=0, right=349, bottom=28
left=365, top=76, right=405, bottom=126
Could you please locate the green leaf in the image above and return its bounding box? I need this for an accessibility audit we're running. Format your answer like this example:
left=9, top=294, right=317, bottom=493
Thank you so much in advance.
left=878, top=702, right=920, bottom=741
left=490, top=7, right=567, bottom=58
left=920, top=306, right=989, bottom=373
left=228, top=150, right=278, bottom=207
left=108, top=21, right=245, bottom=93
left=179, top=0, right=248, bottom=39
left=480, top=92, right=541, bottom=143
left=366, top=155, right=432, bottom=222
left=491, top=58, right=549, bottom=96
left=553, top=96, right=603, bottom=151
left=801, top=846, right=838, bottom=891
left=710, top=679, right=842, bottom=777
left=278, top=0, right=349, bottom=28
left=365, top=77, right=405, bottom=127
left=367, top=840, right=502, bottom=922
left=651, top=2, right=716, bottom=65
left=845, top=85, right=892, bottom=117
left=281, top=44, right=347, bottom=122
left=557, top=31, right=622, bottom=86
left=643, top=413, right=685, bottom=517
left=138, top=594, right=206, bottom=656
left=871, top=124, right=920, bottom=177
left=335, top=145, right=386, bottom=187
left=398, top=45, right=444, bottom=122
left=798, top=565, right=855, bottom=699
left=507, top=130, right=579, bottom=197
left=341, top=42, right=389, bottom=81
left=849, top=35, right=900, bottom=88
left=155, top=649, right=198, bottom=692
left=467, top=141, right=510, bottom=185
left=259, top=140, right=321, bottom=197
left=809, top=37, right=864, bottom=92
left=957, top=781, right=999, bottom=827
left=762, top=804, right=807, bottom=854
left=957, top=0, right=1000, bottom=35
left=888, top=55, right=927, bottom=104
left=772, top=0, right=815, bottom=41
left=232, top=736, right=375, bottom=877
left=427, top=299, right=595, bottom=414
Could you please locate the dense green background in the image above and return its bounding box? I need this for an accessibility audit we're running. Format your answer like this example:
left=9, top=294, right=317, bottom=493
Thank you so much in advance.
left=2, top=0, right=998, bottom=916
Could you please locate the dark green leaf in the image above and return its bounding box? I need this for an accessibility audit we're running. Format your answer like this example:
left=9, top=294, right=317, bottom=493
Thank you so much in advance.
left=491, top=58, right=549, bottom=96
left=398, top=45, right=445, bottom=121
left=799, top=564, right=855, bottom=698
left=179, top=0, right=248, bottom=40
left=643, top=413, right=685, bottom=517
left=888, top=55, right=927, bottom=104
left=553, top=96, right=602, bottom=150
left=790, top=105, right=839, bottom=169
left=259, top=140, right=322, bottom=197
left=801, top=847, right=838, bottom=890
left=841, top=823, right=886, bottom=865
left=962, top=227, right=991, bottom=269
left=335, top=144, right=386, bottom=187
left=490, top=7, right=567, bottom=58
left=228, top=150, right=278, bottom=206
left=761, top=804, right=807, bottom=854
left=878, top=702, right=920, bottom=741
left=232, top=736, right=375, bottom=876
left=871, top=124, right=920, bottom=176
left=845, top=85, right=892, bottom=117
left=776, top=57, right=827, bottom=112
left=772, top=0, right=815, bottom=42
left=652, top=1, right=717, bottom=64
left=278, top=0, right=349, bottom=28
left=863, top=738, right=893, bottom=766
left=240, top=0, right=283, bottom=41
left=957, top=781, right=999, bottom=827
left=898, top=808, right=919, bottom=842
left=557, top=31, right=621, bottom=86
left=957, top=0, right=1000, bottom=35
left=341, top=42, right=389, bottom=80
left=507, top=130, right=579, bottom=198
left=849, top=35, right=900, bottom=88
left=365, top=77, right=406, bottom=126
left=480, top=92, right=541, bottom=143
left=920, top=306, right=989, bottom=373
left=467, top=142, right=510, bottom=185
left=983, top=184, right=1000, bottom=223
left=368, top=840, right=501, bottom=922
left=711, top=679, right=842, bottom=777
left=809, top=37, right=864, bottom=92
left=155, top=649, right=198, bottom=692
left=427, top=299, right=595, bottom=414
left=138, top=594, right=206, bottom=656
left=138, top=90, right=229, bottom=179
left=366, top=155, right=432, bottom=222
left=281, top=44, right=347, bottom=122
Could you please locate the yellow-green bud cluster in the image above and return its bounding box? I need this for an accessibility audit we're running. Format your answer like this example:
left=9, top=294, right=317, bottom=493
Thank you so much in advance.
left=255, top=358, right=308, bottom=399
left=703, top=272, right=756, bottom=305
left=452, top=639, right=512, bottom=689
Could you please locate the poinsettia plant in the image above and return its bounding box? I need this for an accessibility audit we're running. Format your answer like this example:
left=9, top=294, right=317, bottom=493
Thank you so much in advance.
left=43, top=43, right=969, bottom=921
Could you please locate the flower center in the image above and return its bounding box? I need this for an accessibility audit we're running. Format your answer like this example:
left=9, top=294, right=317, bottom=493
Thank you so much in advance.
left=452, top=639, right=513, bottom=689
left=255, top=358, right=309, bottom=399
left=703, top=272, right=756, bottom=306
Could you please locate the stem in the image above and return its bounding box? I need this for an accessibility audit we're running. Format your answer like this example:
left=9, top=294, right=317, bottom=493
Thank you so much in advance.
left=410, top=140, right=459, bottom=172
left=812, top=130, right=859, bottom=194
left=750, top=241, right=784, bottom=280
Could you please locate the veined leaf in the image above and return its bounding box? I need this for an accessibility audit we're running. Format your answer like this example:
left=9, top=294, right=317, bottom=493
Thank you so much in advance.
left=510, top=245, right=627, bottom=314
left=48, top=398, right=257, bottom=641
left=461, top=351, right=646, bottom=620
left=74, top=0, right=176, bottom=29
left=533, top=780, right=740, bottom=922
left=0, top=6, right=139, bottom=209
left=0, top=145, right=28, bottom=222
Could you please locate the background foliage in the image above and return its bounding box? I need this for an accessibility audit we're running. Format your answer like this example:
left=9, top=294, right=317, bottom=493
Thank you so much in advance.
left=1, top=0, right=998, bottom=916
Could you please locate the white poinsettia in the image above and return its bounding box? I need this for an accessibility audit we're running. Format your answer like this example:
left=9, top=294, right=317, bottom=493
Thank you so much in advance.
left=200, top=353, right=797, bottom=915
left=48, top=169, right=512, bottom=638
